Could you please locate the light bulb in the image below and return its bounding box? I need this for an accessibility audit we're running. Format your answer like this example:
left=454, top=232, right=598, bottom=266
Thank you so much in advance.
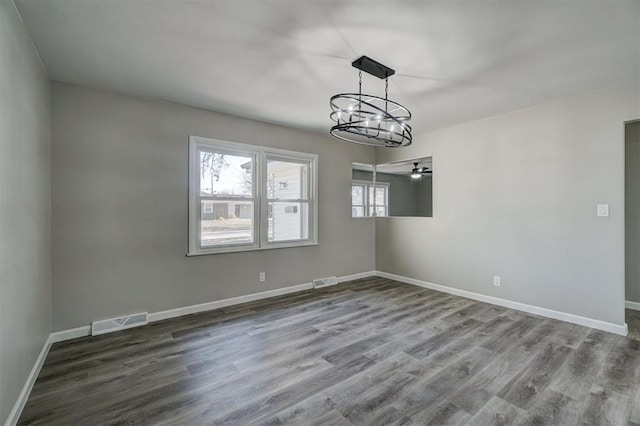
left=411, top=173, right=421, bottom=179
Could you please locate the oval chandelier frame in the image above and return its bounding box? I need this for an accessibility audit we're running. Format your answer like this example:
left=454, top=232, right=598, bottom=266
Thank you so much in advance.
left=329, top=56, right=412, bottom=148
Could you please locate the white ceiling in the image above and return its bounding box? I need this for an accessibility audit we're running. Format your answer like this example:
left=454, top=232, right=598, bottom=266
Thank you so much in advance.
left=15, top=0, right=639, bottom=135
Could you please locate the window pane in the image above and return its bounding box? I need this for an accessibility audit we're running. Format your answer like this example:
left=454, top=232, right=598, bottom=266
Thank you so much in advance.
left=374, top=206, right=387, bottom=216
left=267, top=159, right=308, bottom=200
left=375, top=187, right=386, bottom=205
left=368, top=186, right=387, bottom=206
left=352, top=185, right=364, bottom=205
left=352, top=206, right=365, bottom=217
left=268, top=202, right=309, bottom=242
left=200, top=201, right=253, bottom=247
left=200, top=151, right=253, bottom=197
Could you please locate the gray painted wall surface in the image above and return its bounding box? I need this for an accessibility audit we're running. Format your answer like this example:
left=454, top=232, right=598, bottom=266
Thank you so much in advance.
left=376, top=84, right=639, bottom=326
left=626, top=121, right=640, bottom=303
left=0, top=1, right=51, bottom=422
left=352, top=169, right=374, bottom=183
left=417, top=176, right=433, bottom=217
left=378, top=172, right=419, bottom=217
left=51, top=82, right=375, bottom=331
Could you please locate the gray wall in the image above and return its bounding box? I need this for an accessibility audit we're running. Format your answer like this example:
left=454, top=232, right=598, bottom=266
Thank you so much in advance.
left=352, top=169, right=374, bottom=184
left=417, top=176, right=433, bottom=217
left=378, top=172, right=418, bottom=217
left=0, top=1, right=51, bottom=422
left=376, top=83, right=639, bottom=326
left=626, top=121, right=640, bottom=303
left=51, top=82, right=375, bottom=331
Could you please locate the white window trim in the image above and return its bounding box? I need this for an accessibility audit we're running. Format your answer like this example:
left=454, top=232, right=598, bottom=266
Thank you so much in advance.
left=188, top=136, right=318, bottom=256
left=351, top=181, right=367, bottom=218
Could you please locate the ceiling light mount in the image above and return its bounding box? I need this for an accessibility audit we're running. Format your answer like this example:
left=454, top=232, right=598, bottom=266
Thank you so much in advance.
left=330, top=56, right=412, bottom=148
left=410, top=162, right=431, bottom=179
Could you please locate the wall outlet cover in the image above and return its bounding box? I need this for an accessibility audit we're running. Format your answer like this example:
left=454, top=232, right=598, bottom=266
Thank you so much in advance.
left=597, top=204, right=609, bottom=217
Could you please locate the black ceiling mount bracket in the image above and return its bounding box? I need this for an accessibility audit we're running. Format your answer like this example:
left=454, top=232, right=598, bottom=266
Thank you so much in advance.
left=351, top=56, right=395, bottom=79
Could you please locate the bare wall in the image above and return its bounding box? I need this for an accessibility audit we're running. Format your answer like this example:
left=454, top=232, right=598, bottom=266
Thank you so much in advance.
left=376, top=83, right=639, bottom=326
left=0, top=0, right=51, bottom=422
left=51, top=82, right=375, bottom=331
left=626, top=121, right=640, bottom=303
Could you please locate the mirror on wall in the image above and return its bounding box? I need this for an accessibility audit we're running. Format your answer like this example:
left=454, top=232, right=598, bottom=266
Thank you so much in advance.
left=376, top=157, right=432, bottom=217
left=351, top=157, right=433, bottom=218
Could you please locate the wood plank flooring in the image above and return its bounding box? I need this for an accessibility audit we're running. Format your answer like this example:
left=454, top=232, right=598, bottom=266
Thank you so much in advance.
left=19, top=277, right=640, bottom=425
left=626, top=308, right=640, bottom=342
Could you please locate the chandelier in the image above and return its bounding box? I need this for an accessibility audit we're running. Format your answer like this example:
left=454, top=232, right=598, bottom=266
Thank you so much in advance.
left=330, top=56, right=412, bottom=147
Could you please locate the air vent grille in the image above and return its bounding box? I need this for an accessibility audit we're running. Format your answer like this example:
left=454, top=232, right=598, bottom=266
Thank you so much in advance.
left=313, top=276, right=338, bottom=289
left=91, top=312, right=148, bottom=336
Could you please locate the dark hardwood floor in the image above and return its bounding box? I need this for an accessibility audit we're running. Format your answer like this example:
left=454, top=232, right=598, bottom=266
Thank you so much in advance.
left=19, top=277, right=640, bottom=425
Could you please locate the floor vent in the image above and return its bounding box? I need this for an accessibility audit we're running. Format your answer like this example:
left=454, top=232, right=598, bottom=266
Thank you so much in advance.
left=313, top=276, right=338, bottom=289
left=91, top=312, right=148, bottom=336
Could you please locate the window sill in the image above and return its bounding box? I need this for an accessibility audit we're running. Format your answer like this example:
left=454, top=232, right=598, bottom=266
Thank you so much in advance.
left=187, top=241, right=319, bottom=256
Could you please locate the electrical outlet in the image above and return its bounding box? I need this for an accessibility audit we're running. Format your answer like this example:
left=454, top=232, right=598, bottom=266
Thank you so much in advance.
left=597, top=204, right=609, bottom=217
left=493, top=275, right=501, bottom=287
left=259, top=272, right=266, bottom=282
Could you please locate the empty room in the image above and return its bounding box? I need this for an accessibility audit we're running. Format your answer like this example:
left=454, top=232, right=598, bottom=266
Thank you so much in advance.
left=2, top=0, right=640, bottom=425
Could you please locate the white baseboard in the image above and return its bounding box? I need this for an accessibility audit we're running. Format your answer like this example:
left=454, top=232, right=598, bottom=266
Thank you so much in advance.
left=7, top=271, right=374, bottom=424
left=150, top=271, right=375, bottom=322
left=337, top=271, right=376, bottom=283
left=375, top=270, right=628, bottom=336
left=8, top=269, right=626, bottom=424
left=626, top=300, right=640, bottom=311
left=5, top=335, right=52, bottom=426
left=49, top=271, right=377, bottom=341
left=148, top=282, right=315, bottom=322
left=50, top=325, right=92, bottom=343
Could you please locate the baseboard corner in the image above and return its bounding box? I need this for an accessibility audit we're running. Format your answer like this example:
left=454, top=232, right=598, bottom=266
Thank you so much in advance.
left=6, top=335, right=52, bottom=426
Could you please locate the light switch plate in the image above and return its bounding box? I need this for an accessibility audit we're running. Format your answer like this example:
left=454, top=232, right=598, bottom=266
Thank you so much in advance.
left=597, top=204, right=609, bottom=217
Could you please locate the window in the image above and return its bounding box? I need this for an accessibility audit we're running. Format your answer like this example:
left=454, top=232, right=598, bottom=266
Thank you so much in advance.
left=189, top=136, right=317, bottom=255
left=352, top=180, right=389, bottom=217
left=369, top=183, right=389, bottom=217
left=351, top=183, right=366, bottom=217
